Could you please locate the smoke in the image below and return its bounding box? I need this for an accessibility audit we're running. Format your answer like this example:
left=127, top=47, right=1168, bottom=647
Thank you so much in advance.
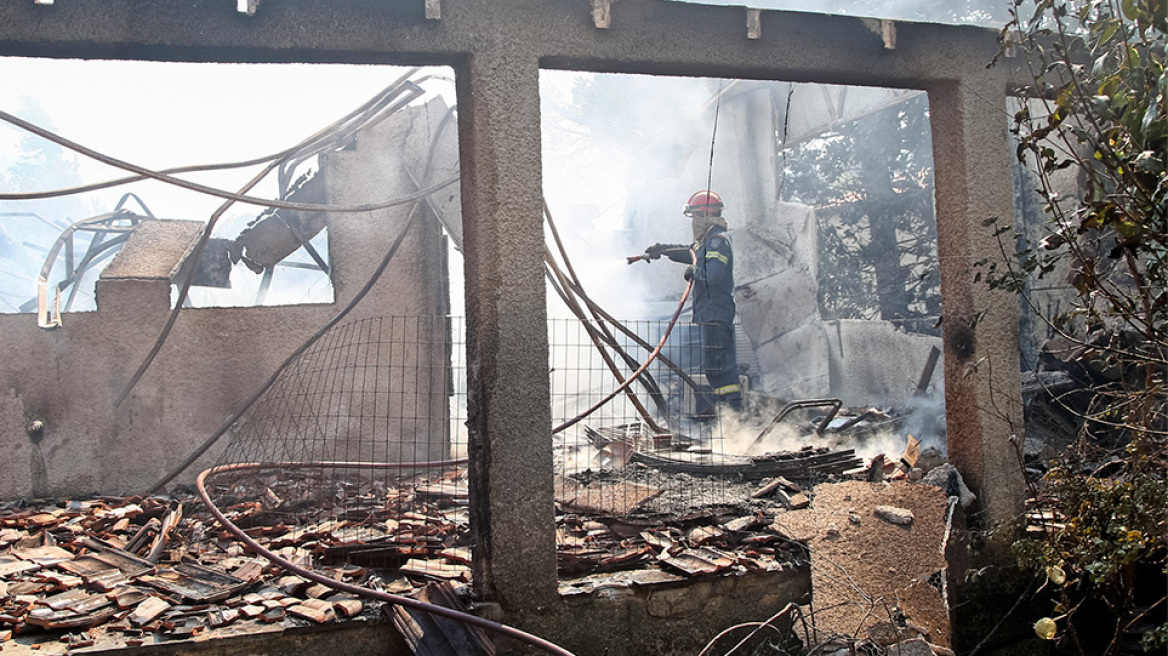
left=712, top=386, right=947, bottom=467
left=540, top=71, right=728, bottom=320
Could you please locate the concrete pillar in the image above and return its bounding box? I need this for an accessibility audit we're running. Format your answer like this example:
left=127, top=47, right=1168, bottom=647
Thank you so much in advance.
left=928, top=74, right=1026, bottom=528
left=456, top=51, right=558, bottom=609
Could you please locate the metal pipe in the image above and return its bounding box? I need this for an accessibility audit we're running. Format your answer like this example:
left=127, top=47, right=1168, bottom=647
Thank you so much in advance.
left=748, top=398, right=843, bottom=452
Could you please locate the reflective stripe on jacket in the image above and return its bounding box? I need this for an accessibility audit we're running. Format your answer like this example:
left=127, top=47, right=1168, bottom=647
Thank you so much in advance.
left=690, top=226, right=735, bottom=325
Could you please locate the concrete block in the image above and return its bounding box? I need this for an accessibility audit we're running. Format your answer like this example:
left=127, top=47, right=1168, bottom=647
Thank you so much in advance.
left=824, top=319, right=942, bottom=406
left=756, top=322, right=832, bottom=400
left=100, top=219, right=203, bottom=281
left=737, top=272, right=820, bottom=345
left=94, top=278, right=172, bottom=317
left=646, top=584, right=708, bottom=618
left=734, top=201, right=818, bottom=289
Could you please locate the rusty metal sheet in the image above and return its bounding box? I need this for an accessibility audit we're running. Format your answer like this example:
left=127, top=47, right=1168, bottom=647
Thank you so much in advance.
left=138, top=562, right=248, bottom=603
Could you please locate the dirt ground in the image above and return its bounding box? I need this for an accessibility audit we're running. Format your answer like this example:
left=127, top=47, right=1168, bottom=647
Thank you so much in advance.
left=772, top=480, right=952, bottom=649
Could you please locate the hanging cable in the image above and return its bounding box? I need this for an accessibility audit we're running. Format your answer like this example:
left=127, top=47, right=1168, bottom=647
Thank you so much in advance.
left=146, top=100, right=460, bottom=479
left=0, top=88, right=457, bottom=214
left=0, top=73, right=456, bottom=203
left=114, top=77, right=449, bottom=406
left=552, top=248, right=695, bottom=435
left=705, top=78, right=724, bottom=194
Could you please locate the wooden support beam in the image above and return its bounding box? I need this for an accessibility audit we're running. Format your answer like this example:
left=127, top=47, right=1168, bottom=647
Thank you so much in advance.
left=746, top=9, right=761, bottom=40
left=591, top=0, right=613, bottom=29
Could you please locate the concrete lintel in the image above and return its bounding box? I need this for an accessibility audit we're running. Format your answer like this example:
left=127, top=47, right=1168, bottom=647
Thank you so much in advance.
left=0, top=0, right=1017, bottom=90
left=100, top=220, right=204, bottom=282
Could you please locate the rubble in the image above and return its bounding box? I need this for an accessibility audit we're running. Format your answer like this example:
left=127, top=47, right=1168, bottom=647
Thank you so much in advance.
left=920, top=464, right=976, bottom=509
left=0, top=478, right=471, bottom=651
left=771, top=480, right=953, bottom=650
left=1, top=425, right=960, bottom=654
left=0, top=462, right=822, bottom=651
left=874, top=505, right=915, bottom=526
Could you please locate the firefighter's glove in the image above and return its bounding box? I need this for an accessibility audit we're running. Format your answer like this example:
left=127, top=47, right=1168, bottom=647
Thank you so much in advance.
left=644, top=243, right=672, bottom=260
left=683, top=266, right=696, bottom=282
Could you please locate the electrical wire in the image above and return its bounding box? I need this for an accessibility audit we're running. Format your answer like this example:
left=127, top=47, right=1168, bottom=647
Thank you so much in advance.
left=0, top=84, right=458, bottom=214
left=705, top=78, right=724, bottom=194
left=148, top=90, right=461, bottom=489
left=148, top=207, right=422, bottom=490
left=114, top=77, right=443, bottom=406
left=0, top=73, right=456, bottom=204
left=0, top=112, right=459, bottom=213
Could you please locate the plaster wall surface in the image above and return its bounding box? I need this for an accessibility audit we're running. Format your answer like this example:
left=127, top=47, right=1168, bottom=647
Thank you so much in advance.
left=824, top=319, right=943, bottom=405
left=0, top=104, right=448, bottom=499
left=0, top=0, right=1027, bottom=617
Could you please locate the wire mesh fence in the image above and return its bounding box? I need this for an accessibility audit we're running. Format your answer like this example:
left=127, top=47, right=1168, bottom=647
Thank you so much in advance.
left=205, top=314, right=751, bottom=585
left=207, top=315, right=470, bottom=582
left=549, top=318, right=738, bottom=517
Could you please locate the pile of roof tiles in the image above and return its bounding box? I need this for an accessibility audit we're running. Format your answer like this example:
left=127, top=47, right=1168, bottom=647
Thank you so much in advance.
left=555, top=475, right=810, bottom=577
left=0, top=481, right=464, bottom=650
left=0, top=466, right=815, bottom=649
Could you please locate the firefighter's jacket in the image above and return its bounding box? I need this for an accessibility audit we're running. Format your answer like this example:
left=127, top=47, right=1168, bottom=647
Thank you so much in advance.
left=665, top=226, right=735, bottom=326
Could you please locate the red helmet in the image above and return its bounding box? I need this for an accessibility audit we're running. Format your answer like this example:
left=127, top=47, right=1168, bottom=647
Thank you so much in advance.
left=684, top=190, right=724, bottom=217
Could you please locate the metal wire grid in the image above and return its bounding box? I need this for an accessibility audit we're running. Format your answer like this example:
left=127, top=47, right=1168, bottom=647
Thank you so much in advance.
left=205, top=314, right=737, bottom=583
left=209, top=315, right=468, bottom=577
left=549, top=318, right=734, bottom=514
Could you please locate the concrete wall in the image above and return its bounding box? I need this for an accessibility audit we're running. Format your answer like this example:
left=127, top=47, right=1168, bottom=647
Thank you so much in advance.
left=0, top=0, right=1027, bottom=616
left=0, top=101, right=450, bottom=498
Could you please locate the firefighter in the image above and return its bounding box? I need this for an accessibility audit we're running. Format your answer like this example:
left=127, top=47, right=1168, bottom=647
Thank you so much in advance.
left=641, top=190, right=742, bottom=412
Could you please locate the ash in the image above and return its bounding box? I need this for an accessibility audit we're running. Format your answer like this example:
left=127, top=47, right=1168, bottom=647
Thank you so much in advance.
left=571, top=465, right=781, bottom=517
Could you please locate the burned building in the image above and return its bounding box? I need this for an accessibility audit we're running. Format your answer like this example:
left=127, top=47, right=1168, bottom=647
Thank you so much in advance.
left=0, top=1, right=1030, bottom=654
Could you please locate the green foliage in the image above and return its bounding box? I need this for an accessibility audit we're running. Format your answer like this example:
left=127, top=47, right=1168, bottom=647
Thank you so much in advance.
left=995, top=0, right=1168, bottom=652
left=781, top=93, right=941, bottom=331
left=1015, top=466, right=1167, bottom=583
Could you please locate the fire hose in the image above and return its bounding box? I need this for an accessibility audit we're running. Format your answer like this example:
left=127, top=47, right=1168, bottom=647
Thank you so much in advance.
left=181, top=241, right=694, bottom=656
left=189, top=255, right=695, bottom=653
left=551, top=247, right=696, bottom=435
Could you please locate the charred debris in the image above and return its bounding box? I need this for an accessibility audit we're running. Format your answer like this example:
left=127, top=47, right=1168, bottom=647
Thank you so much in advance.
left=0, top=400, right=962, bottom=652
